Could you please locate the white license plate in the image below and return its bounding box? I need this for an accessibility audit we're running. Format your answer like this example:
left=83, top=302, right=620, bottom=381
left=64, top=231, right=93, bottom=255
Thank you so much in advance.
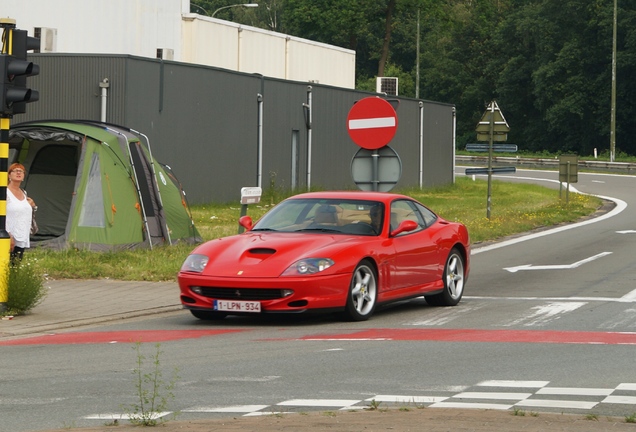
left=214, top=300, right=261, bottom=313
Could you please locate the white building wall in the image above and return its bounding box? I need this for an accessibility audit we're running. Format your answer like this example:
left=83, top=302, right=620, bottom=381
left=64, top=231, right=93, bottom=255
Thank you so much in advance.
left=3, top=0, right=186, bottom=59
left=3, top=0, right=355, bottom=88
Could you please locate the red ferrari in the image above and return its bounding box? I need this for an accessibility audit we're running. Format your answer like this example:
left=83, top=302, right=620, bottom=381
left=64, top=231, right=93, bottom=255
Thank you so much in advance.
left=178, top=191, right=470, bottom=321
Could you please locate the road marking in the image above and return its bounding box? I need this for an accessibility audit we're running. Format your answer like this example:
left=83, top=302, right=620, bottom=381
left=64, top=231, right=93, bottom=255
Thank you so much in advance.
left=515, top=399, right=598, bottom=409
left=277, top=399, right=361, bottom=407
left=603, top=395, right=636, bottom=404
left=502, top=302, right=586, bottom=327
left=616, top=230, right=636, bottom=234
left=467, top=287, right=636, bottom=303
left=477, top=380, right=549, bottom=388
left=85, top=412, right=171, bottom=420
left=183, top=405, right=270, bottom=413
left=454, top=392, right=533, bottom=400
left=536, top=387, right=614, bottom=396
left=471, top=189, right=627, bottom=255
left=368, top=395, right=449, bottom=403
left=83, top=382, right=636, bottom=422
left=504, top=252, right=612, bottom=272
left=429, top=401, right=512, bottom=410
left=295, top=328, right=636, bottom=345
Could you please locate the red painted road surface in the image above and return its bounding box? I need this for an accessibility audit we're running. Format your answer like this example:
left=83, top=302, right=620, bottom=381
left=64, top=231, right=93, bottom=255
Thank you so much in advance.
left=294, top=328, right=636, bottom=345
left=0, top=329, right=245, bottom=346
left=3, top=328, right=636, bottom=346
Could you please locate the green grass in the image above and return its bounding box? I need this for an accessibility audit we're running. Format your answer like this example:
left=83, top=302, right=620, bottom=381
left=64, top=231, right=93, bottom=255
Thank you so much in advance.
left=29, top=177, right=602, bottom=282
left=457, top=148, right=636, bottom=162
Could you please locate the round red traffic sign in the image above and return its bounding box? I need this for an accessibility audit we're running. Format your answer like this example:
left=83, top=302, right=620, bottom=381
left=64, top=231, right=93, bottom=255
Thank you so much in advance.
left=347, top=97, right=398, bottom=150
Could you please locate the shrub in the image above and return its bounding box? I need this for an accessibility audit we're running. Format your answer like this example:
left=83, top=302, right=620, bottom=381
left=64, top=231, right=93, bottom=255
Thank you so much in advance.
left=4, top=258, right=47, bottom=315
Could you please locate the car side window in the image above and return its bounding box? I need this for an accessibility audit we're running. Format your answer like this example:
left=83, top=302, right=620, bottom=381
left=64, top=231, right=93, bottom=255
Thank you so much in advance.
left=413, top=202, right=438, bottom=227
left=390, top=200, right=423, bottom=235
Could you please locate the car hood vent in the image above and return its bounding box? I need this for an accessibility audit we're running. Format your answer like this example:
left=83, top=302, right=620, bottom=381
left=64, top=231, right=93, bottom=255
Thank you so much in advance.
left=248, top=248, right=276, bottom=255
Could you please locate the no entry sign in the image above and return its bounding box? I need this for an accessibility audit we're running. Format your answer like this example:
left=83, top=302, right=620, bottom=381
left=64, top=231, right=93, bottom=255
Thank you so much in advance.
left=347, top=97, right=398, bottom=150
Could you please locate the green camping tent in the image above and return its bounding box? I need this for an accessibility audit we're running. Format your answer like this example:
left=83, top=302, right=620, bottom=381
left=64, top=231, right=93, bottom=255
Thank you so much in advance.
left=8, top=120, right=201, bottom=251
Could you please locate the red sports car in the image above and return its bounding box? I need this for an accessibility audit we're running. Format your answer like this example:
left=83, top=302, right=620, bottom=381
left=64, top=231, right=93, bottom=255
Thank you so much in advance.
left=178, top=191, right=470, bottom=321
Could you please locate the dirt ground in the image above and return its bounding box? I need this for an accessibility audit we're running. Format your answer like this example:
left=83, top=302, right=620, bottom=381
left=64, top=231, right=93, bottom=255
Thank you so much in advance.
left=35, top=408, right=636, bottom=432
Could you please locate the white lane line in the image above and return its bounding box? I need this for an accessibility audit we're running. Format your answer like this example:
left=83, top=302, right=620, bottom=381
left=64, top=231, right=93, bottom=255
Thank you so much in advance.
left=477, top=380, right=550, bottom=388
left=504, top=252, right=612, bottom=272
left=454, top=392, right=532, bottom=400
left=603, top=395, right=636, bottom=404
left=84, top=412, right=172, bottom=420
left=277, top=399, right=361, bottom=407
left=620, top=288, right=636, bottom=302
left=183, top=405, right=269, bottom=413
left=429, top=401, right=512, bottom=410
left=244, top=411, right=294, bottom=416
left=616, top=383, right=636, bottom=390
left=465, top=295, right=636, bottom=303
left=471, top=186, right=627, bottom=255
left=536, top=387, right=614, bottom=396
left=515, top=399, right=598, bottom=409
left=368, top=395, right=448, bottom=403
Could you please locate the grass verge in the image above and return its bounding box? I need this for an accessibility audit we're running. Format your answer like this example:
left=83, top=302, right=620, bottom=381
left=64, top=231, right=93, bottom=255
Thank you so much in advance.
left=29, top=177, right=602, bottom=282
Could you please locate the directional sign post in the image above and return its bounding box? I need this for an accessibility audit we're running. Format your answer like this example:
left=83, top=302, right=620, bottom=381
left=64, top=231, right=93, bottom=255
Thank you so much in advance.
left=475, top=101, right=510, bottom=219
left=559, top=154, right=578, bottom=204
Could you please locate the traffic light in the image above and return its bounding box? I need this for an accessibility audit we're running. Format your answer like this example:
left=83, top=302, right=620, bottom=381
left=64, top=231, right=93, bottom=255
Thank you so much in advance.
left=0, top=28, right=40, bottom=117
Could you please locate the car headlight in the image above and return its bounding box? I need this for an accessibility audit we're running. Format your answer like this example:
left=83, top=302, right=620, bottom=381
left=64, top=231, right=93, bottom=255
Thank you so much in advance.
left=281, top=258, right=334, bottom=276
left=181, top=254, right=209, bottom=273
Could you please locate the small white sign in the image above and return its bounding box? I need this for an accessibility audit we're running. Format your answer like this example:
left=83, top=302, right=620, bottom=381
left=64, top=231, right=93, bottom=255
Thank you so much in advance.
left=240, top=187, right=262, bottom=204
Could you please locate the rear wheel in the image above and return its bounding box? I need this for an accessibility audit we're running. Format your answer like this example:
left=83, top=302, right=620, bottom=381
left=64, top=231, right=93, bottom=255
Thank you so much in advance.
left=190, top=309, right=228, bottom=320
left=344, top=260, right=378, bottom=321
left=425, top=248, right=465, bottom=306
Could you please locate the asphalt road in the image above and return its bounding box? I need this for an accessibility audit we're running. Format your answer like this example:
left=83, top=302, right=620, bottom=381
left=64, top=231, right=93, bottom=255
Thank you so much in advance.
left=3, top=168, right=636, bottom=432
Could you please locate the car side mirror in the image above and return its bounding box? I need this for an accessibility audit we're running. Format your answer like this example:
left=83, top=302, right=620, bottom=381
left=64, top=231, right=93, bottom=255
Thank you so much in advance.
left=239, top=215, right=253, bottom=231
left=390, top=219, right=418, bottom=237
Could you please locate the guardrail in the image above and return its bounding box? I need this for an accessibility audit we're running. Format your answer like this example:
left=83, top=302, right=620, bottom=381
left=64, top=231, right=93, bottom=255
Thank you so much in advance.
left=456, top=155, right=636, bottom=174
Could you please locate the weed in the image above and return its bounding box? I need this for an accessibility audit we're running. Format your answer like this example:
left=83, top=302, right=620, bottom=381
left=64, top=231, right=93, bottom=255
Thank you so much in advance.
left=125, top=342, right=179, bottom=426
left=2, top=258, right=46, bottom=316
left=584, top=414, right=598, bottom=421
left=625, top=412, right=636, bottom=423
left=511, top=407, right=526, bottom=416
left=367, top=399, right=381, bottom=410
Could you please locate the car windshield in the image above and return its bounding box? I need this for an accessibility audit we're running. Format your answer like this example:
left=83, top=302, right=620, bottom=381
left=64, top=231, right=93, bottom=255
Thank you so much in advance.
left=252, top=198, right=385, bottom=236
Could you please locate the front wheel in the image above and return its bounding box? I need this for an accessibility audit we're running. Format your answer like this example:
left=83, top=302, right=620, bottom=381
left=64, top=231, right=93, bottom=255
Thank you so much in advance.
left=343, top=260, right=378, bottom=321
left=425, top=248, right=465, bottom=306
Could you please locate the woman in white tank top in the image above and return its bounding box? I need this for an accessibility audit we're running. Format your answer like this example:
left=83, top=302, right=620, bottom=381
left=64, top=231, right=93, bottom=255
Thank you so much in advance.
left=7, top=163, right=37, bottom=262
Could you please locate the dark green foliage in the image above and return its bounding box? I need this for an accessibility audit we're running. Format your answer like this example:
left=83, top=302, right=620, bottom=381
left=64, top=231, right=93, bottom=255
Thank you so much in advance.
left=180, top=1, right=636, bottom=155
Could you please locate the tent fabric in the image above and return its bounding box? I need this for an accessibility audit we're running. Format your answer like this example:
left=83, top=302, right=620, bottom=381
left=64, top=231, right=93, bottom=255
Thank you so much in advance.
left=9, top=120, right=202, bottom=251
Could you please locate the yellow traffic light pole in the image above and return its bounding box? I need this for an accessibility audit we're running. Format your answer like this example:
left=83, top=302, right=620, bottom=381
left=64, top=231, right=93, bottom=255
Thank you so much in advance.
left=0, top=117, right=10, bottom=312
left=0, top=19, right=15, bottom=312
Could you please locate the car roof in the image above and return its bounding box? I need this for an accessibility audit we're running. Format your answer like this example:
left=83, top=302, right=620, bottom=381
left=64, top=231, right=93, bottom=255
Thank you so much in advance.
left=287, top=191, right=413, bottom=204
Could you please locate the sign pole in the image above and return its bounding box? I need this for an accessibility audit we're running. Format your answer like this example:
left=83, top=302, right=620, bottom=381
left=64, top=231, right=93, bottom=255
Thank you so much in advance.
left=486, top=104, right=494, bottom=219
